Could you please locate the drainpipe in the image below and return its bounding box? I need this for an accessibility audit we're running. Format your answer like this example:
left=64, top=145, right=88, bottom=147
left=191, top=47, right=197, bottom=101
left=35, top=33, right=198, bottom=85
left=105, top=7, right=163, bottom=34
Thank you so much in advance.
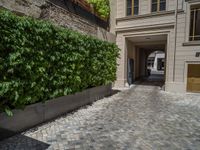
left=173, top=0, right=179, bottom=82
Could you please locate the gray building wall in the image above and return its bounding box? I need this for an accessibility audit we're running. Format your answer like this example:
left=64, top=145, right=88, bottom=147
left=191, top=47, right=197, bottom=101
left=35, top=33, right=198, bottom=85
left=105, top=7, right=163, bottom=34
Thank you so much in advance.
left=109, top=0, right=116, bottom=34
left=114, top=0, right=200, bottom=93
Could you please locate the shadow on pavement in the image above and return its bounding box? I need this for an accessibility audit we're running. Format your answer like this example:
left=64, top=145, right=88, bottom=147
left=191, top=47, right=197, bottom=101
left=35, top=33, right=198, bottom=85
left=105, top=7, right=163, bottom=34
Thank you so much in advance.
left=0, top=128, right=50, bottom=150
left=0, top=128, right=16, bottom=141
left=110, top=89, right=121, bottom=96
left=134, top=73, right=165, bottom=88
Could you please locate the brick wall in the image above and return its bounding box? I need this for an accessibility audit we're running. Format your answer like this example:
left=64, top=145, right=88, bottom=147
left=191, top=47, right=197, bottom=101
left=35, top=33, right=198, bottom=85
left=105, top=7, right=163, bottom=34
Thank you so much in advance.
left=0, top=0, right=45, bottom=18
left=0, top=0, right=115, bottom=42
left=40, top=2, right=97, bottom=36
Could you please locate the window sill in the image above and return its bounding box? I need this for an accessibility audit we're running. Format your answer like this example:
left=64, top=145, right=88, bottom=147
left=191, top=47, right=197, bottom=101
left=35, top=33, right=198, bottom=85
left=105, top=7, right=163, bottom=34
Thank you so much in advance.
left=183, top=41, right=200, bottom=46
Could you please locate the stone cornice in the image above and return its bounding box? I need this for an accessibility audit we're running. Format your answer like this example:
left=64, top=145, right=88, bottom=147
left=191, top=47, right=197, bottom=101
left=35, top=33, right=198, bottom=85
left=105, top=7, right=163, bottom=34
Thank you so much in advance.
left=185, top=0, right=200, bottom=3
left=115, top=23, right=174, bottom=32
left=116, top=10, right=184, bottom=22
left=183, top=41, right=200, bottom=46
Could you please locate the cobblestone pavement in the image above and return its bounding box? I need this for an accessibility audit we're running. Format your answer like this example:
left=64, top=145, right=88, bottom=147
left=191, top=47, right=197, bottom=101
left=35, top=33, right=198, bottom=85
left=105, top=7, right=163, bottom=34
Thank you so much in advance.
left=1, top=81, right=200, bottom=150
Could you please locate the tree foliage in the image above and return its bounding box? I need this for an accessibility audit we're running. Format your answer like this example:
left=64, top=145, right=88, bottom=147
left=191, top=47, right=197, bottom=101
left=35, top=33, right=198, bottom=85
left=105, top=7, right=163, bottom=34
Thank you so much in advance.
left=0, top=10, right=119, bottom=115
left=87, top=0, right=110, bottom=19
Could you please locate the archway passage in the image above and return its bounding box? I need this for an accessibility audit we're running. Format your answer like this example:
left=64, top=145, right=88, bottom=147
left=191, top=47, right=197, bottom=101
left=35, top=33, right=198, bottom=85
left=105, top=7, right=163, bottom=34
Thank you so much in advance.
left=126, top=34, right=167, bottom=87
left=146, top=51, right=165, bottom=85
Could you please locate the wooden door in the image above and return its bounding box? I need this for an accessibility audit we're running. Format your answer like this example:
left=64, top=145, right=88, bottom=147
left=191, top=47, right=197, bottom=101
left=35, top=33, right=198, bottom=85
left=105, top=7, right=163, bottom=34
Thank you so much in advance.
left=187, top=64, right=200, bottom=93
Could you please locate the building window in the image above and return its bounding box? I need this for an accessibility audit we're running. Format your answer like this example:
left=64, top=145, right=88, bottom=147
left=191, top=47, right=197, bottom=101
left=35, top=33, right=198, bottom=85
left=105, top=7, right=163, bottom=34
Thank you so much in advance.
left=189, top=7, right=200, bottom=41
left=151, top=0, right=166, bottom=12
left=126, top=0, right=139, bottom=16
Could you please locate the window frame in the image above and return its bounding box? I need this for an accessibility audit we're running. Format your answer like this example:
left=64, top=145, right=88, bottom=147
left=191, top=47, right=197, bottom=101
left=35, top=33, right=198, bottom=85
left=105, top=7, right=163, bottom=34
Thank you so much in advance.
left=189, top=7, right=200, bottom=41
left=151, top=0, right=166, bottom=13
left=126, top=0, right=132, bottom=16
left=184, top=2, right=200, bottom=44
left=126, top=0, right=139, bottom=16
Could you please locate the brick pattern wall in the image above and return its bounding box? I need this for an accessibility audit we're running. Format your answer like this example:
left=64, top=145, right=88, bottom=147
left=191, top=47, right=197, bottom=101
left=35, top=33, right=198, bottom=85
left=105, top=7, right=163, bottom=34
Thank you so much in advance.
left=40, top=2, right=97, bottom=36
left=0, top=0, right=114, bottom=38
left=0, top=0, right=45, bottom=18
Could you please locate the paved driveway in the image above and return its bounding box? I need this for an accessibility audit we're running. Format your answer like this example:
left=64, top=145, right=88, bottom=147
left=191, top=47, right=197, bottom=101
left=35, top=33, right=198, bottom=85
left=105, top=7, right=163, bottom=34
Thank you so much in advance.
left=1, top=81, right=200, bottom=150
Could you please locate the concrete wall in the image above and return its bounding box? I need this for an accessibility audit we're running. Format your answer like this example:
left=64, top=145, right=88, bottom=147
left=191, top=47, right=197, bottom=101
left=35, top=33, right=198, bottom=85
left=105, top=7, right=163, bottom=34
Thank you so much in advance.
left=116, top=0, right=125, bottom=18
left=115, top=33, right=126, bottom=87
left=127, top=40, right=138, bottom=81
left=0, top=84, right=112, bottom=140
left=0, top=0, right=116, bottom=43
left=109, top=0, right=116, bottom=34
left=116, top=12, right=175, bottom=30
left=127, top=41, right=155, bottom=81
left=165, top=1, right=200, bottom=93
left=139, top=49, right=147, bottom=77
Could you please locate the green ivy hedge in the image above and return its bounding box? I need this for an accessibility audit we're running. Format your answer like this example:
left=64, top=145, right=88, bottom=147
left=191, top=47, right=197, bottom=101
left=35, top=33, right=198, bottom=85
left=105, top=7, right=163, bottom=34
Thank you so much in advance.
left=0, top=10, right=119, bottom=116
left=87, top=0, right=110, bottom=19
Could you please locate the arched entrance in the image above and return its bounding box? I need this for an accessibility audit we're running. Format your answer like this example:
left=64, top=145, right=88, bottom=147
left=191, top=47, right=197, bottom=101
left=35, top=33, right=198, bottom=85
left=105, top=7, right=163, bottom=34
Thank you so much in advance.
left=125, top=34, right=167, bottom=87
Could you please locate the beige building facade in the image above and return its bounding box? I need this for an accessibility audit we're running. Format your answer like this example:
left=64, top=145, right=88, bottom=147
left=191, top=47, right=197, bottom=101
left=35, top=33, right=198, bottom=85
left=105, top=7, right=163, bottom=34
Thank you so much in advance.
left=113, top=0, right=200, bottom=93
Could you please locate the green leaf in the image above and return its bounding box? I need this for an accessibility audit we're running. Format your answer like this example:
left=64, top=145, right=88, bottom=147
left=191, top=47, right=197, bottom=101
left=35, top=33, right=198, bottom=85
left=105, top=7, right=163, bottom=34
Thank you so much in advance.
left=0, top=9, right=119, bottom=113
left=15, top=91, right=19, bottom=101
left=5, top=108, right=13, bottom=117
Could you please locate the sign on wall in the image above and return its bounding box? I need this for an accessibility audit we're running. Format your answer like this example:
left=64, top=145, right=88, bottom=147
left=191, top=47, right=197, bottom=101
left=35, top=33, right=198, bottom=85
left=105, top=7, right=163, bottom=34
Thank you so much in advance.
left=196, top=52, right=200, bottom=57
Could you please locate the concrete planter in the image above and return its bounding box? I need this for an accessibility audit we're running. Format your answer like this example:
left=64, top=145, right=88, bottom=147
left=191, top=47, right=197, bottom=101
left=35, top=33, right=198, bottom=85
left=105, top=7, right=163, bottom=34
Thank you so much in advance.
left=0, top=84, right=111, bottom=140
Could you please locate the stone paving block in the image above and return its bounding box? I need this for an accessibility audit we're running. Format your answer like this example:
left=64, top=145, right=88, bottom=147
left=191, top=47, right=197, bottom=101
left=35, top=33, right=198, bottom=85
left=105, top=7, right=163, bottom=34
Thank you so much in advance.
left=0, top=82, right=200, bottom=149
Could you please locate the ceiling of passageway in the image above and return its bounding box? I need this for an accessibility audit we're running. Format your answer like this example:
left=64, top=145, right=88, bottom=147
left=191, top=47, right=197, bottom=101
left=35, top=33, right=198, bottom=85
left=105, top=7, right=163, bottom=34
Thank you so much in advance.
left=128, top=34, right=167, bottom=43
left=136, top=44, right=165, bottom=50
left=127, top=34, right=167, bottom=50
